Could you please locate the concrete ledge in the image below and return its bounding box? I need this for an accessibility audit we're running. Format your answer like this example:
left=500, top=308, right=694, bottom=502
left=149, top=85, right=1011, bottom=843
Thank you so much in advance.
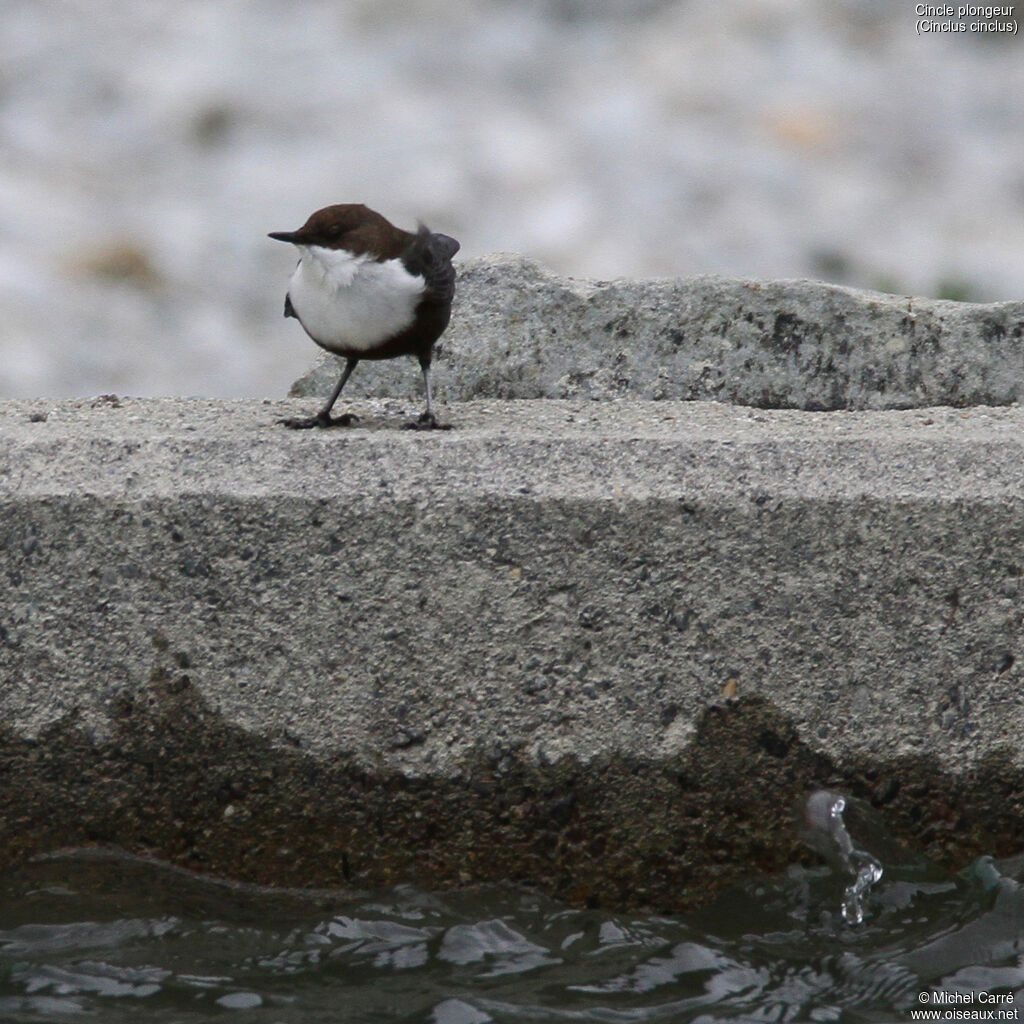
left=292, top=258, right=1024, bottom=410
left=2, top=397, right=1024, bottom=909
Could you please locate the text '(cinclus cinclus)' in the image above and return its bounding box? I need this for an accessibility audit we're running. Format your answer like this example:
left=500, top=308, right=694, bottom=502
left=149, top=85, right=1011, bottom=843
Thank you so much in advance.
left=269, top=203, right=460, bottom=430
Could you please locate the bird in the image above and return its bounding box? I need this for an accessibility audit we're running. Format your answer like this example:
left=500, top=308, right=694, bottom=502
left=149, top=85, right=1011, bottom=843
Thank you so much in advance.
left=268, top=203, right=460, bottom=430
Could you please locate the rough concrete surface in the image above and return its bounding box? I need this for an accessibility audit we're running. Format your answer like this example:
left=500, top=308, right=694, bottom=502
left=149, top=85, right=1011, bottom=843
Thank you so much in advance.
left=2, top=397, right=1024, bottom=910
left=292, top=257, right=1024, bottom=411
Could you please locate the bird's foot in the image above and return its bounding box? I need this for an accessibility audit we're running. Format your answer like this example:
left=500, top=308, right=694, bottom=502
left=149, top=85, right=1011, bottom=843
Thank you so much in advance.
left=403, top=411, right=451, bottom=431
left=278, top=411, right=359, bottom=430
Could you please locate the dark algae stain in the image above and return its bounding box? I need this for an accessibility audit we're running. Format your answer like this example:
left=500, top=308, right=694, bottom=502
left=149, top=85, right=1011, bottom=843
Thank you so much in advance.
left=1, top=684, right=1021, bottom=914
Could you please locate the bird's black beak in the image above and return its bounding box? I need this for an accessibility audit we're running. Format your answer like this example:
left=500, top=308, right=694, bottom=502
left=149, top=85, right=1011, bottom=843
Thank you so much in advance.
left=268, top=230, right=300, bottom=243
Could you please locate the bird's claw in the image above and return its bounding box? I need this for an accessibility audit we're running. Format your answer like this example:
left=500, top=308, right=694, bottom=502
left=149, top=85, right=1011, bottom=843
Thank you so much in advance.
left=403, top=412, right=451, bottom=431
left=278, top=412, right=358, bottom=429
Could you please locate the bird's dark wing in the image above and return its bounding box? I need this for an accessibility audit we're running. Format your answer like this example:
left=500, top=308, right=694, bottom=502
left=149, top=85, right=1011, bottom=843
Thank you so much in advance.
left=402, top=226, right=460, bottom=306
left=284, top=293, right=296, bottom=318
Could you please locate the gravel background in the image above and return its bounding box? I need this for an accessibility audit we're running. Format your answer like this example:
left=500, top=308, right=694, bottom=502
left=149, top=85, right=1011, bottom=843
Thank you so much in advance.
left=1, top=0, right=1021, bottom=398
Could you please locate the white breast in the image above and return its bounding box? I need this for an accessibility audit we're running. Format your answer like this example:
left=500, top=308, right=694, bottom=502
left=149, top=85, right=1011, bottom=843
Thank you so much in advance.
left=287, top=245, right=426, bottom=352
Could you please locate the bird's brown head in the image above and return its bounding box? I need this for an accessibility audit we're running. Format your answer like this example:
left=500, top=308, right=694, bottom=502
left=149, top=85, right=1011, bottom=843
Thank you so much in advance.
left=268, top=204, right=405, bottom=258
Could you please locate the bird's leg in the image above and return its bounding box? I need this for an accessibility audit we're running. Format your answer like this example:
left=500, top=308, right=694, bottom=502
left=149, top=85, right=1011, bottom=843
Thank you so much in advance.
left=279, top=357, right=360, bottom=429
left=404, top=358, right=451, bottom=431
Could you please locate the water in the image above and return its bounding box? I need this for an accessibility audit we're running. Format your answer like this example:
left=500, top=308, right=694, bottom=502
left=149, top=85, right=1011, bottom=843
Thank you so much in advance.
left=2, top=837, right=1023, bottom=1023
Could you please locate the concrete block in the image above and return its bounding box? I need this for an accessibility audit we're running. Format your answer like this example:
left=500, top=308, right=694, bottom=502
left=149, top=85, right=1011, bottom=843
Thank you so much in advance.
left=2, top=396, right=1023, bottom=909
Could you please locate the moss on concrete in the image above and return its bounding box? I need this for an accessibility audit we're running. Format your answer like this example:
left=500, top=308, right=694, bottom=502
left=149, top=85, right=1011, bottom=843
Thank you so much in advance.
left=3, top=676, right=1021, bottom=913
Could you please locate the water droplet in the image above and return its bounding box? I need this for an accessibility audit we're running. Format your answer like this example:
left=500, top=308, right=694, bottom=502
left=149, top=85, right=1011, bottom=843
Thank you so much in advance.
left=804, top=790, right=884, bottom=925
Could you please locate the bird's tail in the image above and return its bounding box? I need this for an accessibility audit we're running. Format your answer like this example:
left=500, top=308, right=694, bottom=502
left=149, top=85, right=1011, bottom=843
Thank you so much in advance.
left=404, top=225, right=460, bottom=302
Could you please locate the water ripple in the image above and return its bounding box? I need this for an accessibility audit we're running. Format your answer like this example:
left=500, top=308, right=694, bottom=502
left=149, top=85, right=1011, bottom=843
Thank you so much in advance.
left=1, top=849, right=1022, bottom=1022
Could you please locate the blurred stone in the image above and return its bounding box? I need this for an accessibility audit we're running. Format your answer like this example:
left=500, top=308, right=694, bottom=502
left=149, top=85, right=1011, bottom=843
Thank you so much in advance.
left=73, top=243, right=162, bottom=289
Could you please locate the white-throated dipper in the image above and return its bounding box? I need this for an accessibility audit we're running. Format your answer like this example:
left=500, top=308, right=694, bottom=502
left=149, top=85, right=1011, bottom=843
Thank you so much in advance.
left=269, top=203, right=460, bottom=430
